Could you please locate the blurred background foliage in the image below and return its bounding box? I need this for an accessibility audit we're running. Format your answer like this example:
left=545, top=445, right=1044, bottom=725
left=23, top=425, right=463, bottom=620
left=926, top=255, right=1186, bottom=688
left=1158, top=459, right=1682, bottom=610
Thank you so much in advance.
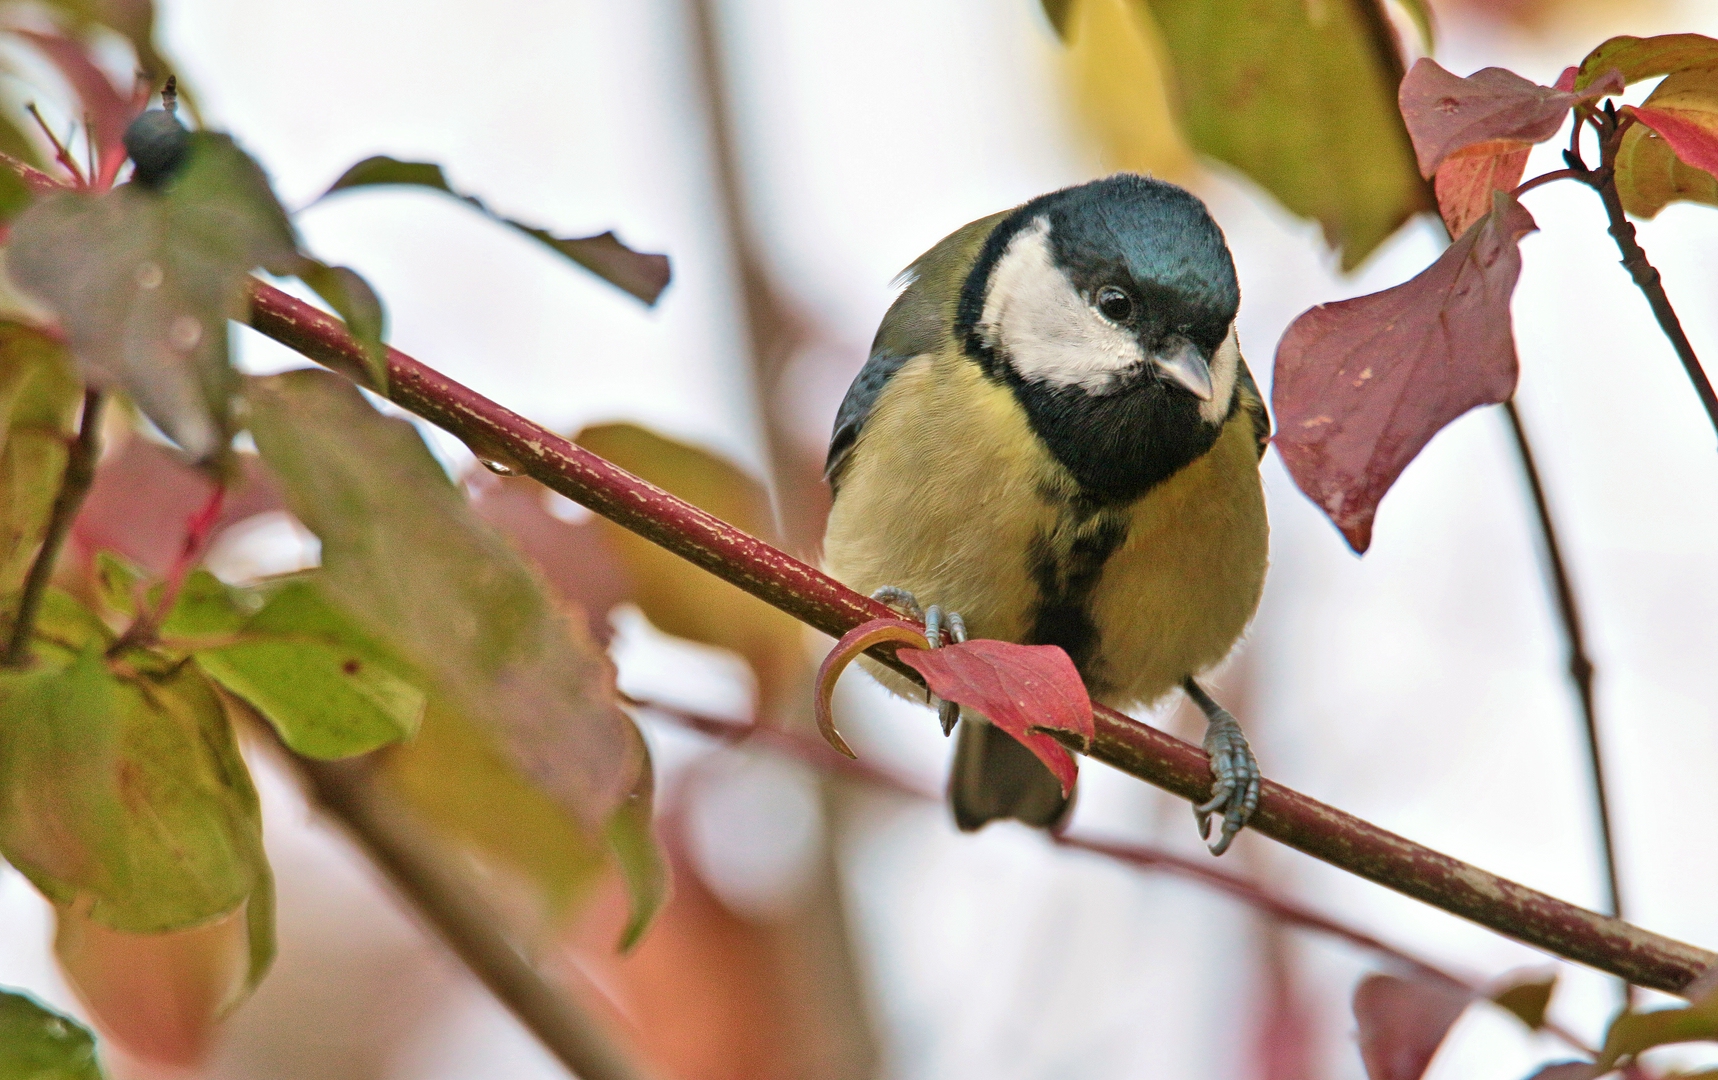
left=0, top=0, right=1715, bottom=1078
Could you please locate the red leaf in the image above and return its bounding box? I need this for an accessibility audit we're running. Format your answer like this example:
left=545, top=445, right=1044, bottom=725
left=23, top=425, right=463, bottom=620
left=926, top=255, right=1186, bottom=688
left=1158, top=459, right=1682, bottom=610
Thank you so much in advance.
left=1272, top=192, right=1536, bottom=552
left=813, top=618, right=1095, bottom=795
left=1398, top=58, right=1623, bottom=178
left=1627, top=104, right=1718, bottom=179
left=898, top=638, right=1092, bottom=796
left=1434, top=139, right=1532, bottom=237
left=14, top=30, right=150, bottom=188
left=1353, top=973, right=1472, bottom=1080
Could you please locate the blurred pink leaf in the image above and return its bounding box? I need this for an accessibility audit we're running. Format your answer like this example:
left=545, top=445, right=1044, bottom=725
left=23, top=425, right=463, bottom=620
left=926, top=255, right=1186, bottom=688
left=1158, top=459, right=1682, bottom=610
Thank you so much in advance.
left=1271, top=191, right=1536, bottom=552
left=12, top=29, right=149, bottom=187
left=1353, top=973, right=1472, bottom=1080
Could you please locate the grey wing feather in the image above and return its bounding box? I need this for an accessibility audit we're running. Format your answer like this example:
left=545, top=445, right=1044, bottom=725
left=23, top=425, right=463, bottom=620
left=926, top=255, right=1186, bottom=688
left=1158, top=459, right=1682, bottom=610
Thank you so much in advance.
left=825, top=211, right=1008, bottom=491
left=1236, top=356, right=1271, bottom=460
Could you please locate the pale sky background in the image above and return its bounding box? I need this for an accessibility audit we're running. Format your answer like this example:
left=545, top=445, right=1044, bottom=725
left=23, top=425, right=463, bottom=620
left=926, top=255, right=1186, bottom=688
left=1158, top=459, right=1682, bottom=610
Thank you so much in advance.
left=2, top=1, right=1718, bottom=1078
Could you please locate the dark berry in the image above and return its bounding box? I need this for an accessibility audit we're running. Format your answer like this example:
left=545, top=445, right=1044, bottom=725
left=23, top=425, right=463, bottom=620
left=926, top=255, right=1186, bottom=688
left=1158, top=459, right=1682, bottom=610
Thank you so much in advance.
left=124, top=109, right=191, bottom=189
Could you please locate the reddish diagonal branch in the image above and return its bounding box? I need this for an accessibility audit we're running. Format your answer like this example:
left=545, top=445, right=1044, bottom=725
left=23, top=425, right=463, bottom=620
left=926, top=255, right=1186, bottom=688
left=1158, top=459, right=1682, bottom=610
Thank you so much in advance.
left=245, top=279, right=1717, bottom=995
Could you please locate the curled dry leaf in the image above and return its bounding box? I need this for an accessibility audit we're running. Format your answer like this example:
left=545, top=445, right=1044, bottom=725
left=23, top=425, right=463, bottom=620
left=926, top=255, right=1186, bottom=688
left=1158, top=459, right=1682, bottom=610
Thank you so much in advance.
left=1272, top=191, right=1536, bottom=552
left=1433, top=139, right=1532, bottom=238
left=317, top=155, right=671, bottom=305
left=814, top=617, right=1093, bottom=795
left=1398, top=58, right=1623, bottom=178
left=1353, top=973, right=1472, bottom=1080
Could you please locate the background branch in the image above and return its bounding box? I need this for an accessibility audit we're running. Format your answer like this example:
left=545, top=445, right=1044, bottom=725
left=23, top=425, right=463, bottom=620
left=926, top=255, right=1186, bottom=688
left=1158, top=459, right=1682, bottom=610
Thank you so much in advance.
left=245, top=280, right=1718, bottom=995
left=272, top=742, right=665, bottom=1080
left=3, top=389, right=104, bottom=666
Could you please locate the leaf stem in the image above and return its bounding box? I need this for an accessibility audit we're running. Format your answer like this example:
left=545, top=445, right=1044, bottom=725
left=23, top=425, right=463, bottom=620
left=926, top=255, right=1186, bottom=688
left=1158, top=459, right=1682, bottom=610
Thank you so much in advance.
left=23, top=103, right=85, bottom=189
left=3, top=389, right=104, bottom=667
left=245, top=279, right=1718, bottom=995
left=109, top=483, right=225, bottom=656
left=1502, top=400, right=1622, bottom=923
left=1511, top=168, right=1584, bottom=197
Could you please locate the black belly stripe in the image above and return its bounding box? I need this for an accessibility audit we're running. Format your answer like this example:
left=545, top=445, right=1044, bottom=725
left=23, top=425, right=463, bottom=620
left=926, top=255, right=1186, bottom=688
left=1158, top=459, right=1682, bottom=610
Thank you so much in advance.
left=1025, top=511, right=1129, bottom=683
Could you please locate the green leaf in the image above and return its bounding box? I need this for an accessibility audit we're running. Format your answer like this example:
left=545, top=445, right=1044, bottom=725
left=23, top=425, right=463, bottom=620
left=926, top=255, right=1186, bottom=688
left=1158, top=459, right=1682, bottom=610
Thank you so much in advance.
left=4, top=134, right=298, bottom=463
left=193, top=578, right=425, bottom=759
left=1041, top=0, right=1074, bottom=38
left=1595, top=991, right=1718, bottom=1072
left=317, top=155, right=671, bottom=305
left=1390, top=0, right=1433, bottom=52
left=0, top=325, right=82, bottom=615
left=0, top=645, right=268, bottom=937
left=604, top=726, right=667, bottom=951
left=1136, top=0, right=1432, bottom=268
left=0, top=987, right=104, bottom=1080
left=0, top=161, right=33, bottom=223
left=1490, top=973, right=1555, bottom=1030
left=244, top=370, right=645, bottom=828
left=156, top=568, right=252, bottom=639
left=294, top=260, right=388, bottom=390
left=1577, top=34, right=1718, bottom=90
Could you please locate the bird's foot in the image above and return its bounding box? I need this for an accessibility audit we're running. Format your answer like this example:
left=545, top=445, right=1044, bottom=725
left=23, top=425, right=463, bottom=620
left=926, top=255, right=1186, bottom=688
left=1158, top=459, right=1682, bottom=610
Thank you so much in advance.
left=871, top=586, right=966, bottom=735
left=1183, top=678, right=1260, bottom=856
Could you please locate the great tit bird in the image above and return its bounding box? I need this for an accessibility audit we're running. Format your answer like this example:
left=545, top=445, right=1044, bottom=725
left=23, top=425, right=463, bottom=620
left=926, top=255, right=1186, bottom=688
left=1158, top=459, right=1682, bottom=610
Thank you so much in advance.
left=822, top=174, right=1269, bottom=853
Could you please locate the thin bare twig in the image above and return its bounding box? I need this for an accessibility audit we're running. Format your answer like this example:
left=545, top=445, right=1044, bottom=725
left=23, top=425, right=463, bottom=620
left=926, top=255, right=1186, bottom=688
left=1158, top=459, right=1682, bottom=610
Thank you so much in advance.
left=3, top=389, right=104, bottom=666
left=244, top=278, right=1718, bottom=994
left=1571, top=106, right=1718, bottom=441
left=1502, top=401, right=1621, bottom=925
left=629, top=696, right=1598, bottom=1057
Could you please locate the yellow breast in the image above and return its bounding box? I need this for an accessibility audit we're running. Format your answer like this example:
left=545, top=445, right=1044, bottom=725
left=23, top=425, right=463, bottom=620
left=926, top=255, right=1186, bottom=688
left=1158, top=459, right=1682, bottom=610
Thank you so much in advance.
left=821, top=348, right=1268, bottom=709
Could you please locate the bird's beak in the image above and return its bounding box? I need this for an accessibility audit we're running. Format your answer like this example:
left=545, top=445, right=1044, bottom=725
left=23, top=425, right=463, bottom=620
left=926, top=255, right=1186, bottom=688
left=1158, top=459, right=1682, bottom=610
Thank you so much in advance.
left=1152, top=337, right=1214, bottom=401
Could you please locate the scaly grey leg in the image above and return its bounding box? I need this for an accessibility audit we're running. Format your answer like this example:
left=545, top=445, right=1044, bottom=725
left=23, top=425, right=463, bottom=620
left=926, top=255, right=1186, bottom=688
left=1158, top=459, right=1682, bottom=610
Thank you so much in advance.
left=1182, top=677, right=1261, bottom=856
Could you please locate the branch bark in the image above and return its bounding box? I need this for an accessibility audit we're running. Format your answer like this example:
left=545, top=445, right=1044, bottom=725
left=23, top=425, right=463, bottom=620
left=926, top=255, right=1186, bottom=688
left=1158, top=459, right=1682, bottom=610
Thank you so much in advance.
left=245, top=279, right=1718, bottom=996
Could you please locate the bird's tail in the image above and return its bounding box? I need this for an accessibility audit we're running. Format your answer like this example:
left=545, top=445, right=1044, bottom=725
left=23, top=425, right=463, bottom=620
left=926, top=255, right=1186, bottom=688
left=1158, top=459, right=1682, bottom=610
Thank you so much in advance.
left=948, top=714, right=1073, bottom=831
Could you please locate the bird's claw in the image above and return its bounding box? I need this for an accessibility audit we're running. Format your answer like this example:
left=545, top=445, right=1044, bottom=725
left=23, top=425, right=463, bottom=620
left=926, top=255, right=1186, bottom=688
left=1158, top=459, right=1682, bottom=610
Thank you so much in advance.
left=871, top=587, right=966, bottom=736
left=1190, top=698, right=1259, bottom=857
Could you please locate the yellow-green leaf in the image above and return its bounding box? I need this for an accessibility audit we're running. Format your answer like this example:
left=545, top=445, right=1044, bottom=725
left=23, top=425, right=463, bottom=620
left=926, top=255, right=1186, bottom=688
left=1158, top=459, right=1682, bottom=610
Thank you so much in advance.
left=1615, top=68, right=1718, bottom=218
left=577, top=423, right=809, bottom=721
left=193, top=578, right=425, bottom=759
left=0, top=986, right=104, bottom=1080
left=0, top=325, right=81, bottom=616
left=1135, top=0, right=1432, bottom=268
left=1490, top=973, right=1556, bottom=1030
left=1577, top=33, right=1718, bottom=90
left=1595, top=991, right=1718, bottom=1072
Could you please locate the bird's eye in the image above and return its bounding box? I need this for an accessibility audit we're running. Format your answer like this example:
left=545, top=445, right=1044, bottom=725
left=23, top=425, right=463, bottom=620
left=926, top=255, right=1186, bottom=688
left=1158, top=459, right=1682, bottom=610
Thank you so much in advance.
left=1096, top=286, right=1133, bottom=322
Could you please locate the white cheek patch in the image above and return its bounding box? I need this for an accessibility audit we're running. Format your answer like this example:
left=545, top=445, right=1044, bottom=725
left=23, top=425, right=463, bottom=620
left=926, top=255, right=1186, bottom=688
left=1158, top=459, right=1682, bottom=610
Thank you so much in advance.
left=1202, top=325, right=1241, bottom=426
left=977, top=217, right=1143, bottom=394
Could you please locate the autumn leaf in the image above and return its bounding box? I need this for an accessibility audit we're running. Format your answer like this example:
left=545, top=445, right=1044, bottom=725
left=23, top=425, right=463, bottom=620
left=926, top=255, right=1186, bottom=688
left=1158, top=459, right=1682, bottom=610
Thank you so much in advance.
left=1593, top=988, right=1718, bottom=1074
left=1397, top=58, right=1622, bottom=179
left=0, top=987, right=104, bottom=1080
left=1614, top=121, right=1718, bottom=218
left=1576, top=33, right=1718, bottom=90
left=1433, top=139, right=1531, bottom=238
left=575, top=423, right=806, bottom=721
left=1490, top=972, right=1556, bottom=1030
left=1140, top=0, right=1430, bottom=268
left=316, top=155, right=671, bottom=305
left=0, top=325, right=82, bottom=611
left=1622, top=66, right=1718, bottom=190
left=54, top=901, right=254, bottom=1067
left=1272, top=191, right=1536, bottom=552
left=6, top=134, right=298, bottom=463
left=1352, top=973, right=1472, bottom=1080
left=814, top=618, right=1092, bottom=795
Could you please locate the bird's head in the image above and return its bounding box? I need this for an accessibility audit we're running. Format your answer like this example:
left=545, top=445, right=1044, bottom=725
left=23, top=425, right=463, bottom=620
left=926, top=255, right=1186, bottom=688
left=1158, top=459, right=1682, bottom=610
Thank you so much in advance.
left=955, top=174, right=1243, bottom=502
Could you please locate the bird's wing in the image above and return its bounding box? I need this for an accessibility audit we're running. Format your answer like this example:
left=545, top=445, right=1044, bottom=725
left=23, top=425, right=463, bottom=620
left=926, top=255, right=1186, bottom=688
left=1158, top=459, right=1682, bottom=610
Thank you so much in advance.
left=824, top=210, right=1009, bottom=490
left=1236, top=355, right=1271, bottom=461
